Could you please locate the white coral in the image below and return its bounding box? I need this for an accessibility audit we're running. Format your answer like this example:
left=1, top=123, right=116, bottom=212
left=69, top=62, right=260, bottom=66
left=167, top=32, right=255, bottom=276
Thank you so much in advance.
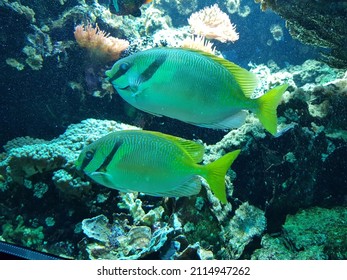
left=188, top=4, right=239, bottom=43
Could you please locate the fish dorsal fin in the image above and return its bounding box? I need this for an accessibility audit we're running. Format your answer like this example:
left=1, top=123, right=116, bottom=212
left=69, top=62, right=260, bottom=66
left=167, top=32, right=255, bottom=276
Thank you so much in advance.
left=185, top=48, right=258, bottom=98
left=146, top=131, right=205, bottom=163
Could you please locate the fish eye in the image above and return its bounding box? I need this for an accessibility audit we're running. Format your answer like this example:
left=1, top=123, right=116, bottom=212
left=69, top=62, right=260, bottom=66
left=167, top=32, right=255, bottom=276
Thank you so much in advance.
left=120, top=62, right=130, bottom=71
left=85, top=151, right=94, bottom=160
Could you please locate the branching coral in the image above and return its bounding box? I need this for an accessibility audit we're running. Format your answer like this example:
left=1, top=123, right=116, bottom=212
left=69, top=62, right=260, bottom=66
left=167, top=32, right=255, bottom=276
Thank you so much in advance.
left=188, top=4, right=239, bottom=43
left=74, top=24, right=129, bottom=62
left=1, top=215, right=44, bottom=248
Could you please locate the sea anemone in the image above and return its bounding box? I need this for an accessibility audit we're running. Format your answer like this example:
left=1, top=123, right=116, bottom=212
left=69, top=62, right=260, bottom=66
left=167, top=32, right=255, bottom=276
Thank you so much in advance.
left=74, top=23, right=129, bottom=63
left=181, top=35, right=216, bottom=54
left=188, top=4, right=239, bottom=43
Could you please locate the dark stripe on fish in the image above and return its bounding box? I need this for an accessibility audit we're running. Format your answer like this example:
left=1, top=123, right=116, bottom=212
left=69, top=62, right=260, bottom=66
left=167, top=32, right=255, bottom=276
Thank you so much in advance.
left=80, top=150, right=94, bottom=171
left=96, top=141, right=123, bottom=172
left=139, top=54, right=167, bottom=83
left=108, top=63, right=131, bottom=84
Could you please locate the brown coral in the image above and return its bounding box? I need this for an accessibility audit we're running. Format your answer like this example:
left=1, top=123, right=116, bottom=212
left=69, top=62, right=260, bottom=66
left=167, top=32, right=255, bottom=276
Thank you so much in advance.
left=74, top=24, right=129, bottom=62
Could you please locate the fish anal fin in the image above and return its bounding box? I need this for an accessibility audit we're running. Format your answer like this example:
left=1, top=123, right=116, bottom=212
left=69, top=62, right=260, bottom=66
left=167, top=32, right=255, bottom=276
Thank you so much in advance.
left=194, top=111, right=247, bottom=130
left=146, top=177, right=202, bottom=198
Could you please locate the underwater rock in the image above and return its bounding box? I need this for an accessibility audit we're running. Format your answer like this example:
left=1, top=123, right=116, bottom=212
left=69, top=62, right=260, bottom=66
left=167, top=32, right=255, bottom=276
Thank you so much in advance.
left=84, top=223, right=174, bottom=260
left=255, top=0, right=347, bottom=68
left=127, top=226, right=152, bottom=250
left=173, top=242, right=214, bottom=260
left=317, top=146, right=347, bottom=205
left=221, top=202, right=266, bottom=259
left=142, top=5, right=172, bottom=35
left=82, top=214, right=111, bottom=244
left=253, top=206, right=347, bottom=260
left=0, top=1, right=36, bottom=23
left=283, top=207, right=347, bottom=259
left=249, top=59, right=344, bottom=92
left=3, top=137, right=49, bottom=152
left=251, top=234, right=294, bottom=260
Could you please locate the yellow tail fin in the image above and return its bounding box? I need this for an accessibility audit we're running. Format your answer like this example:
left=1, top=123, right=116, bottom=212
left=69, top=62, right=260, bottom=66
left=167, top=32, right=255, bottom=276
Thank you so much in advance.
left=256, top=84, right=288, bottom=135
left=203, top=150, right=240, bottom=203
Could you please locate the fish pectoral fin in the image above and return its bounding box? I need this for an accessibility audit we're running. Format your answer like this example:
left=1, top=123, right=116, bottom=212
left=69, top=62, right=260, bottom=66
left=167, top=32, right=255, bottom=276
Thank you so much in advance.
left=90, top=172, right=115, bottom=189
left=146, top=177, right=202, bottom=198
left=193, top=111, right=248, bottom=130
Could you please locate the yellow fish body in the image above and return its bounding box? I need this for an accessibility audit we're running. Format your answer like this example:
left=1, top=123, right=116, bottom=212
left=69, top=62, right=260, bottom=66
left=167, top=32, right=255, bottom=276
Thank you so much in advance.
left=75, top=130, right=240, bottom=203
left=106, top=48, right=288, bottom=135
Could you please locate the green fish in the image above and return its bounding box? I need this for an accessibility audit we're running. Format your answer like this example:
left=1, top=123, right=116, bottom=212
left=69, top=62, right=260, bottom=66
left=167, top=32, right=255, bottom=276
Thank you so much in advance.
left=75, top=130, right=240, bottom=203
left=106, top=48, right=288, bottom=135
